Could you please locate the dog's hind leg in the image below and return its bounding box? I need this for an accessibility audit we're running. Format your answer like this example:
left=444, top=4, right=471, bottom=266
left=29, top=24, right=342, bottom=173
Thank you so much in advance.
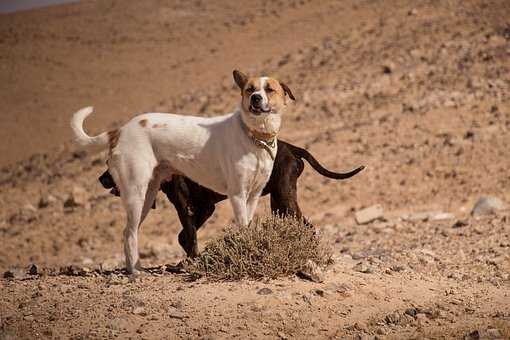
left=116, top=161, right=159, bottom=275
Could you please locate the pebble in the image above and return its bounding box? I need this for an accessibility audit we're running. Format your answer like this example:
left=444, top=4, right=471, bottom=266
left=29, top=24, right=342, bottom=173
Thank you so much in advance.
left=101, top=258, right=120, bottom=272
left=132, top=306, right=146, bottom=316
left=168, top=306, right=185, bottom=319
left=355, top=205, right=384, bottom=224
left=63, top=186, right=90, bottom=209
left=257, top=287, right=273, bottom=295
left=471, top=196, right=506, bottom=216
left=353, top=262, right=374, bottom=274
left=452, top=219, right=469, bottom=228
left=38, top=193, right=57, bottom=209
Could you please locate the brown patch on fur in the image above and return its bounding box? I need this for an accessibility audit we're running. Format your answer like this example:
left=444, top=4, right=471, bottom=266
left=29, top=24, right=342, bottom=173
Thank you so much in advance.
left=152, top=123, right=167, bottom=129
left=265, top=77, right=287, bottom=111
left=107, top=129, right=120, bottom=156
left=139, top=119, right=148, bottom=127
left=107, top=129, right=120, bottom=149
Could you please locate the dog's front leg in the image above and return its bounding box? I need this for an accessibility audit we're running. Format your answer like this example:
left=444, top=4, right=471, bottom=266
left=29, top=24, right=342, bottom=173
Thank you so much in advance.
left=246, top=187, right=264, bottom=224
left=229, top=193, right=249, bottom=227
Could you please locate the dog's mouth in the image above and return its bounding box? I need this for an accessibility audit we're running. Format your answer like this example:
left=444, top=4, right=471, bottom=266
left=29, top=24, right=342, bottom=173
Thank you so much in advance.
left=249, top=105, right=271, bottom=115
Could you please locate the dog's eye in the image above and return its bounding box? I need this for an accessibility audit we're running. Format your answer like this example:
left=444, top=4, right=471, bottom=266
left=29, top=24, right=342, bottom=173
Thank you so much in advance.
left=266, top=87, right=274, bottom=93
left=245, top=87, right=255, bottom=94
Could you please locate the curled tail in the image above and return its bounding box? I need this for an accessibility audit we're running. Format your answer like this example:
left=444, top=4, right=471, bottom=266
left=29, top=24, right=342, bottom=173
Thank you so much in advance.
left=70, top=106, right=109, bottom=148
left=287, top=143, right=365, bottom=179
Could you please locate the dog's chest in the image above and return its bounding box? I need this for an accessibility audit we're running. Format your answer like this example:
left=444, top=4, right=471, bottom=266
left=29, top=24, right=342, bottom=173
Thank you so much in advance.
left=242, top=147, right=275, bottom=190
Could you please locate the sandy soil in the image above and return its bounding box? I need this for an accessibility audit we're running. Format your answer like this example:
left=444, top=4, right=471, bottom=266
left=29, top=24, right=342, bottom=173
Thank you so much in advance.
left=1, top=0, right=510, bottom=338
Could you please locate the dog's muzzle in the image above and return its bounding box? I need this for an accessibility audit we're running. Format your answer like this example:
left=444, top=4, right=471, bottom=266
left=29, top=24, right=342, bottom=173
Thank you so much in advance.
left=249, top=94, right=270, bottom=115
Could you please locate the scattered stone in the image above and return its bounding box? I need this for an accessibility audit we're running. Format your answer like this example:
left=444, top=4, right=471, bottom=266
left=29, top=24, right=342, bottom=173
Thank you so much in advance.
left=415, top=313, right=428, bottom=325
left=38, top=193, right=57, bottom=209
left=101, top=258, right=121, bottom=272
left=257, top=287, right=273, bottom=295
left=3, top=268, right=28, bottom=280
left=28, top=264, right=38, bottom=275
left=464, top=330, right=480, bottom=340
left=471, top=196, right=506, bottom=216
left=59, top=265, right=89, bottom=276
left=401, top=211, right=455, bottom=222
left=431, top=212, right=456, bottom=221
left=353, top=262, right=374, bottom=274
left=404, top=308, right=418, bottom=317
left=132, top=306, right=146, bottom=316
left=168, top=306, right=185, bottom=319
left=277, top=332, right=289, bottom=340
left=483, top=328, right=501, bottom=338
left=452, top=219, right=469, bottom=228
left=144, top=242, right=173, bottom=259
left=355, top=205, right=384, bottom=224
left=298, top=260, right=325, bottom=283
left=9, top=204, right=38, bottom=224
left=311, top=288, right=327, bottom=297
left=64, top=186, right=90, bottom=209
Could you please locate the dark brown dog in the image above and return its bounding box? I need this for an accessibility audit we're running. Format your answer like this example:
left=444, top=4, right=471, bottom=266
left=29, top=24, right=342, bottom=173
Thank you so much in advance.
left=99, top=140, right=364, bottom=257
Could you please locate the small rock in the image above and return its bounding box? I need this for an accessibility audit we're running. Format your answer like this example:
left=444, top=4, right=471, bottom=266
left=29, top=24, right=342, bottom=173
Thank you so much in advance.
left=405, top=308, right=418, bottom=317
left=28, top=264, right=38, bottom=275
left=415, top=313, right=428, bottom=325
left=132, top=306, right=146, bottom=316
left=355, top=204, right=384, bottom=224
left=483, top=328, right=501, bottom=338
left=257, top=287, right=273, bottom=295
left=3, top=268, right=27, bottom=280
left=168, top=306, right=185, bottom=319
left=464, top=330, right=480, bottom=340
left=311, top=288, right=327, bottom=297
left=64, top=186, right=89, bottom=209
left=471, top=196, right=506, bottom=216
left=277, top=332, right=288, bottom=340
left=38, top=193, right=57, bottom=209
left=452, top=219, right=469, bottom=228
left=59, top=265, right=89, bottom=276
left=101, top=258, right=120, bottom=272
left=9, top=204, right=38, bottom=224
left=298, top=260, right=325, bottom=283
left=431, top=212, right=456, bottom=221
left=408, top=8, right=418, bottom=16
left=353, top=262, right=374, bottom=274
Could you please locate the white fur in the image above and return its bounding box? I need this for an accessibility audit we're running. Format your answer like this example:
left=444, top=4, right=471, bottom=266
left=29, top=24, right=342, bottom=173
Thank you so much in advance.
left=70, top=82, right=283, bottom=274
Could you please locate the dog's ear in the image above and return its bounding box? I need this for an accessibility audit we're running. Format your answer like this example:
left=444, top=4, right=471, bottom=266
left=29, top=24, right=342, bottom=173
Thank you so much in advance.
left=233, top=70, right=248, bottom=90
left=280, top=82, right=295, bottom=101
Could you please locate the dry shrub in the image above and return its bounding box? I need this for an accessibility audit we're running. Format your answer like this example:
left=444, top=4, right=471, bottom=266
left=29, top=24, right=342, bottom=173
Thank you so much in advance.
left=184, top=215, right=332, bottom=280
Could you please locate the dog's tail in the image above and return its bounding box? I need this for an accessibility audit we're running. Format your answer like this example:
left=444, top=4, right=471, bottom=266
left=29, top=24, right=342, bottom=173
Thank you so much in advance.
left=287, top=144, right=365, bottom=179
left=70, top=106, right=109, bottom=148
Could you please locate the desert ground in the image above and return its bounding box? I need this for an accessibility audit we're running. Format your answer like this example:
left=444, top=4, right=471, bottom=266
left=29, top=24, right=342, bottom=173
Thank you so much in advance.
left=1, top=0, right=510, bottom=339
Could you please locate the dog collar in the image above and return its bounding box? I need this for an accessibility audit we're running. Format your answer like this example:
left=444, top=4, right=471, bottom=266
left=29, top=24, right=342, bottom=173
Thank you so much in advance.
left=240, top=119, right=276, bottom=160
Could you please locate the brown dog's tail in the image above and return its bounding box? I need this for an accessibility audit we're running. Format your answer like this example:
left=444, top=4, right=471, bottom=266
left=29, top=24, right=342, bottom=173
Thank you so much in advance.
left=287, top=144, right=365, bottom=179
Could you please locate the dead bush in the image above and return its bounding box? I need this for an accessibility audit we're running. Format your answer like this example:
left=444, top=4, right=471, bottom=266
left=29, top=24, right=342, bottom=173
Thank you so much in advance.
left=184, top=215, right=332, bottom=280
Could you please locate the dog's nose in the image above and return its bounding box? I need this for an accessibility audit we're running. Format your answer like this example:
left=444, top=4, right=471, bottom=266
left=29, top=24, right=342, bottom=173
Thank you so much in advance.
left=251, top=94, right=262, bottom=106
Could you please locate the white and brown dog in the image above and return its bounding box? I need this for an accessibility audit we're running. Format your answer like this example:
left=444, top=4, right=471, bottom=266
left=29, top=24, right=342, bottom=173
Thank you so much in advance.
left=70, top=70, right=295, bottom=274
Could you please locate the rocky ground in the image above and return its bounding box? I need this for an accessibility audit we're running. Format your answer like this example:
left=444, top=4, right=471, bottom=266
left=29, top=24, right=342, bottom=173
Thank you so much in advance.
left=1, top=0, right=510, bottom=339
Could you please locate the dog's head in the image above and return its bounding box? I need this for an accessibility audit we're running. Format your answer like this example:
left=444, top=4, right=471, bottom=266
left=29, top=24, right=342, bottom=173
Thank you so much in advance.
left=233, top=70, right=295, bottom=116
